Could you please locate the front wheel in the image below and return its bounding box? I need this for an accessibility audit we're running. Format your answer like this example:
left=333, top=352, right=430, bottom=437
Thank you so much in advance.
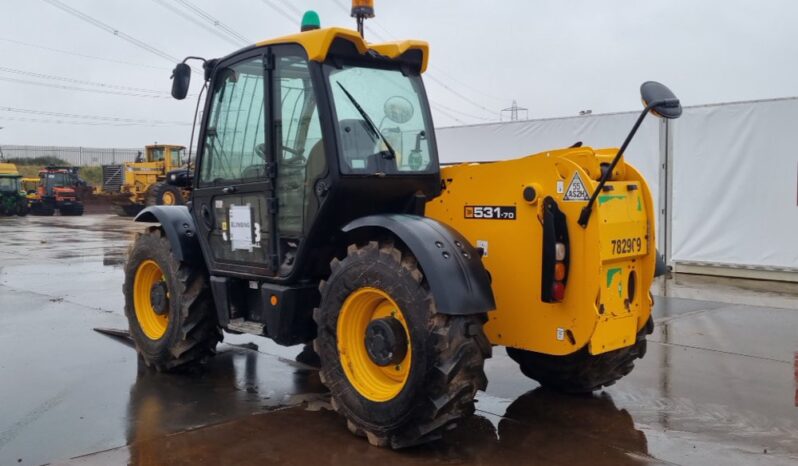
left=314, top=239, right=491, bottom=448
left=147, top=182, right=184, bottom=206
left=123, top=227, right=221, bottom=372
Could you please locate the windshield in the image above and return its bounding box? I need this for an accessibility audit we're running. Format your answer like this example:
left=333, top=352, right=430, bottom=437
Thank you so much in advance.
left=45, top=172, right=71, bottom=188
left=171, top=148, right=184, bottom=166
left=326, top=64, right=436, bottom=175
left=0, top=177, right=20, bottom=192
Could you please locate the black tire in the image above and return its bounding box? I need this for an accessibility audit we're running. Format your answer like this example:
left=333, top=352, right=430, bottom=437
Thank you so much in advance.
left=506, top=318, right=653, bottom=394
left=313, top=239, right=491, bottom=448
left=146, top=182, right=184, bottom=206
left=59, top=203, right=84, bottom=216
left=31, top=203, right=55, bottom=216
left=123, top=227, right=222, bottom=372
left=16, top=200, right=29, bottom=217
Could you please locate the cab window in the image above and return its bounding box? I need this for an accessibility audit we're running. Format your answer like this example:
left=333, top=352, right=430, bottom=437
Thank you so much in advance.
left=274, top=52, right=326, bottom=237
left=199, top=57, right=266, bottom=185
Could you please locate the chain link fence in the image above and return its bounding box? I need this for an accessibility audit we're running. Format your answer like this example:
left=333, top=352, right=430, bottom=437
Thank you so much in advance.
left=0, top=145, right=141, bottom=166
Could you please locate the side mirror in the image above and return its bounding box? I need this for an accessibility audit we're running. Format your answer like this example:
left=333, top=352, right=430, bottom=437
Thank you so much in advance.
left=171, top=63, right=191, bottom=100
left=384, top=96, right=414, bottom=124
left=640, top=81, right=681, bottom=119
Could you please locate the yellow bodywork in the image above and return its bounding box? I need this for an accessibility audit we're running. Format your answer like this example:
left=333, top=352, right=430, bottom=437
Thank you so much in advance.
left=120, top=144, right=186, bottom=204
left=256, top=27, right=429, bottom=73
left=0, top=163, right=19, bottom=176
left=425, top=147, right=656, bottom=356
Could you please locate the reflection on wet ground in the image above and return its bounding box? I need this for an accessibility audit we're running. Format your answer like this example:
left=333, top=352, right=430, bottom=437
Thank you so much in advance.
left=1, top=215, right=797, bottom=466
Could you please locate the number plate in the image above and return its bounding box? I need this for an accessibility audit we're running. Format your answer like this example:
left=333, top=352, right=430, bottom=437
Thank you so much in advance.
left=464, top=205, right=516, bottom=220
left=610, top=237, right=643, bottom=256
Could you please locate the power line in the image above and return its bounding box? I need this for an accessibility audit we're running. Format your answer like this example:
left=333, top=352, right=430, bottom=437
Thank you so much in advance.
left=42, top=0, right=179, bottom=63
left=0, top=76, right=175, bottom=99
left=257, top=0, right=301, bottom=27
left=152, top=0, right=247, bottom=47
left=0, top=66, right=170, bottom=94
left=0, top=37, right=170, bottom=71
left=430, top=99, right=496, bottom=122
left=172, top=0, right=252, bottom=45
left=0, top=106, right=190, bottom=126
left=0, top=116, right=166, bottom=127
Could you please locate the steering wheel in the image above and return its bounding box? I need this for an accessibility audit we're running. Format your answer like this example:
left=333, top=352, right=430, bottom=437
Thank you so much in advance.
left=255, top=143, right=305, bottom=164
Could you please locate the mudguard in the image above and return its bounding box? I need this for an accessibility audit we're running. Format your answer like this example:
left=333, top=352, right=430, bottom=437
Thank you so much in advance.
left=135, top=206, right=202, bottom=265
left=343, top=214, right=496, bottom=316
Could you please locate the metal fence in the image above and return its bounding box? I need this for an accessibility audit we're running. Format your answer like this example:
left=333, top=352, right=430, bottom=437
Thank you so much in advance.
left=0, top=145, right=141, bottom=166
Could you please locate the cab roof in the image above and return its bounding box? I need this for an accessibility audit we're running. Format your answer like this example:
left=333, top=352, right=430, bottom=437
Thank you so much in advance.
left=255, top=27, right=429, bottom=73
left=146, top=144, right=186, bottom=150
left=0, top=163, right=20, bottom=176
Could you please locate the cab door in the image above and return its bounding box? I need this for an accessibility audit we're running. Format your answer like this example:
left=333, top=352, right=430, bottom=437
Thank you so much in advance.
left=192, top=52, right=276, bottom=277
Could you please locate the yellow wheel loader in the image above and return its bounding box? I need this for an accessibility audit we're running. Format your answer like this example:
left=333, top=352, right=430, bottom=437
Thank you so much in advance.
left=123, top=2, right=679, bottom=449
left=103, top=144, right=191, bottom=216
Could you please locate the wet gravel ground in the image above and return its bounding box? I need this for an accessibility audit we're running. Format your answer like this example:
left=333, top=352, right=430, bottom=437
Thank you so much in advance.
left=0, top=215, right=796, bottom=465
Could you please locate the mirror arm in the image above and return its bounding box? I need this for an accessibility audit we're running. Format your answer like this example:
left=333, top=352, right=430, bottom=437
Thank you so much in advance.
left=577, top=101, right=660, bottom=228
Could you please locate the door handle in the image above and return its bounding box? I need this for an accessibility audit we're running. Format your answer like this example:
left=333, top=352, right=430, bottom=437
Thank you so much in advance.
left=201, top=204, right=213, bottom=228
left=222, top=186, right=237, bottom=194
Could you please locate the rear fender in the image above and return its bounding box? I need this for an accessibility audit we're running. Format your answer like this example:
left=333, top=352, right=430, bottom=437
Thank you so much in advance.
left=135, top=206, right=202, bottom=265
left=343, top=214, right=496, bottom=316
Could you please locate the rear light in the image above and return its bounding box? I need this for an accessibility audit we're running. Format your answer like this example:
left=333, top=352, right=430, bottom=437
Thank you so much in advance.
left=554, top=262, right=566, bottom=281
left=555, top=242, right=566, bottom=261
left=540, top=197, right=569, bottom=303
left=551, top=282, right=566, bottom=301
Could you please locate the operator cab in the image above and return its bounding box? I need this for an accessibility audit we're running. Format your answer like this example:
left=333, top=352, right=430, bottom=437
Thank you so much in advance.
left=172, top=27, right=439, bottom=283
left=146, top=145, right=186, bottom=171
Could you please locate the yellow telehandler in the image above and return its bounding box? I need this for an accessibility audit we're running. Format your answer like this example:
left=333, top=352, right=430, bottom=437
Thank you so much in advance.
left=123, top=1, right=678, bottom=448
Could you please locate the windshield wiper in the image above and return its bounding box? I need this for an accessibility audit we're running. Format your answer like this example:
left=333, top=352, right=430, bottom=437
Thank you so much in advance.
left=336, top=82, right=397, bottom=160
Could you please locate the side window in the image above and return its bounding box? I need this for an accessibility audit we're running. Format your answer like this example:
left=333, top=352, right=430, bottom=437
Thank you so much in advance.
left=200, top=57, right=266, bottom=184
left=274, top=53, right=326, bottom=237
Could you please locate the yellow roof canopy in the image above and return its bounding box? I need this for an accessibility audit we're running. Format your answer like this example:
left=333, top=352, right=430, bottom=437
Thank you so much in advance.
left=256, top=27, right=429, bottom=73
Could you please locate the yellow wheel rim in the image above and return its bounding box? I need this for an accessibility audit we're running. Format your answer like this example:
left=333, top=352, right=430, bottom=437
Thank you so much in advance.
left=337, top=287, right=411, bottom=402
left=162, top=191, right=176, bottom=205
left=133, top=260, right=169, bottom=340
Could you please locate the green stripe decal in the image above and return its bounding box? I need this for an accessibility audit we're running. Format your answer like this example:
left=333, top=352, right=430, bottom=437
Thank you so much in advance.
left=598, top=194, right=625, bottom=205
left=606, top=267, right=622, bottom=288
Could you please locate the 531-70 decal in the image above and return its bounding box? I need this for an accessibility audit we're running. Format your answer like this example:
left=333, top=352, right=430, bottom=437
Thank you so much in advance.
left=464, top=205, right=516, bottom=220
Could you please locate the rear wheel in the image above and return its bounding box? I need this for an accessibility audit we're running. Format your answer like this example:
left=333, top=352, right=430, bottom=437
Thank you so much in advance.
left=506, top=318, right=653, bottom=393
left=123, top=227, right=221, bottom=372
left=147, top=182, right=183, bottom=206
left=314, top=239, right=491, bottom=448
left=16, top=199, right=29, bottom=216
left=30, top=202, right=55, bottom=216
left=59, top=203, right=84, bottom=216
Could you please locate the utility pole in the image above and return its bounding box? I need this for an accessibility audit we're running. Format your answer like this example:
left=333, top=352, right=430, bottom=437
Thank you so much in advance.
left=500, top=100, right=528, bottom=121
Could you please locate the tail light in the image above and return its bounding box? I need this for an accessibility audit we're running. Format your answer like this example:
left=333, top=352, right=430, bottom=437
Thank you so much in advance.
left=541, top=197, right=569, bottom=303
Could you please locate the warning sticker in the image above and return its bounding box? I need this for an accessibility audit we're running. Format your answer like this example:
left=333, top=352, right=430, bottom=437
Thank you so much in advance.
left=563, top=172, right=590, bottom=201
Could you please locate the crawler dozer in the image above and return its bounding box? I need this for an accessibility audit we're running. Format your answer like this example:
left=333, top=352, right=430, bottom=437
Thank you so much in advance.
left=104, top=144, right=190, bottom=216
left=123, top=2, right=680, bottom=449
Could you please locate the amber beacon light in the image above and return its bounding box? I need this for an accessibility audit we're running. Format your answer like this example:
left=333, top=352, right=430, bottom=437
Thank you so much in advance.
left=351, top=0, right=375, bottom=37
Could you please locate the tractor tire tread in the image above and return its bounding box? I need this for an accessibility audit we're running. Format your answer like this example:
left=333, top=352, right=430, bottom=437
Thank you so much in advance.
left=506, top=319, right=653, bottom=394
left=313, top=239, right=490, bottom=449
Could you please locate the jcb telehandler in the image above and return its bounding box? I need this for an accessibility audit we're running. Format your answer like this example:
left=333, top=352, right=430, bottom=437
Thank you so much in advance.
left=124, top=2, right=680, bottom=449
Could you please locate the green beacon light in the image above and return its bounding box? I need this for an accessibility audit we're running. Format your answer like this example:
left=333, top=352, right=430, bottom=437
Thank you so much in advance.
left=301, top=10, right=321, bottom=31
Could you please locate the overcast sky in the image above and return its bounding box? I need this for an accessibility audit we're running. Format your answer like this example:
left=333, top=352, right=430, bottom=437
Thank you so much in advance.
left=0, top=0, right=796, bottom=148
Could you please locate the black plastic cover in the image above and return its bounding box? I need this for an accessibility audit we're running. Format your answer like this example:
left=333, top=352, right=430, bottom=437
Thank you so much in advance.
left=343, top=214, right=496, bottom=316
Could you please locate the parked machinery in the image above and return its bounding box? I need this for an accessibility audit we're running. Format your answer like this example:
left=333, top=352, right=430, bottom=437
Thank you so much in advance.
left=103, top=144, right=191, bottom=216
left=29, top=166, right=86, bottom=216
left=123, top=3, right=680, bottom=449
left=0, top=163, right=29, bottom=216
